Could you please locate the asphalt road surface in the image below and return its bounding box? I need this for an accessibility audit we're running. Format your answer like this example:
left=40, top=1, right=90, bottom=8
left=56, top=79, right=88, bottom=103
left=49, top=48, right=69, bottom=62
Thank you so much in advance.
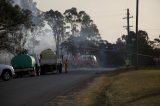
left=0, top=68, right=116, bottom=106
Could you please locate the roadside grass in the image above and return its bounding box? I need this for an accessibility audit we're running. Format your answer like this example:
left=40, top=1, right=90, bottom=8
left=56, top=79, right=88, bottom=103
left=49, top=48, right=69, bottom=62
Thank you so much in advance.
left=105, top=69, right=160, bottom=106
left=46, top=69, right=160, bottom=106
left=76, top=75, right=111, bottom=106
left=76, top=69, right=160, bottom=106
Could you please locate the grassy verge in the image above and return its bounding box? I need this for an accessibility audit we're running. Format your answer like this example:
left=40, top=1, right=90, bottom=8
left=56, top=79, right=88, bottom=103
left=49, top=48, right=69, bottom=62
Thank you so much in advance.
left=46, top=69, right=160, bottom=106
left=99, top=69, right=160, bottom=106
left=76, top=75, right=111, bottom=106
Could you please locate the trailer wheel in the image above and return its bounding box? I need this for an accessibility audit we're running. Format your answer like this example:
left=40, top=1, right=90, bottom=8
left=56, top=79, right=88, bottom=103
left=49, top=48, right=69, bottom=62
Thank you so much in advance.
left=29, top=67, right=36, bottom=77
left=16, top=72, right=24, bottom=78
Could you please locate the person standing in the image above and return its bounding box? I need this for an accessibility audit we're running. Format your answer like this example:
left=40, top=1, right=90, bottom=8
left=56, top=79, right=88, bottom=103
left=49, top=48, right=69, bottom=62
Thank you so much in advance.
left=64, top=59, right=68, bottom=73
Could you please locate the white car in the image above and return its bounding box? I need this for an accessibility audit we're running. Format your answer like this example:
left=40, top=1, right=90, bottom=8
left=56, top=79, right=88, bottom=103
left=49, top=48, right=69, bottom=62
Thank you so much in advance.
left=0, top=64, right=15, bottom=81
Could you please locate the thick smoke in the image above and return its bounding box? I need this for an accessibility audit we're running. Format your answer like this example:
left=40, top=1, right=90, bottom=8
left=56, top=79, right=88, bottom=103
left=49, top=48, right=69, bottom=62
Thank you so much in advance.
left=0, top=52, right=14, bottom=65
left=12, top=0, right=56, bottom=54
left=0, top=0, right=57, bottom=64
left=25, top=21, right=56, bottom=55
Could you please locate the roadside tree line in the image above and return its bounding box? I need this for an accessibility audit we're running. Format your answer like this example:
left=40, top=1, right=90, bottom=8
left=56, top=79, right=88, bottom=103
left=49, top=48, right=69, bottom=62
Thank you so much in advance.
left=1, top=0, right=160, bottom=67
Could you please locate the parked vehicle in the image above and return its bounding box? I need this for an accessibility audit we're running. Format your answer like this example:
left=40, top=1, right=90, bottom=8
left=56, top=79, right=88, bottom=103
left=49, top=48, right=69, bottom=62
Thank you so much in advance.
left=0, top=64, right=15, bottom=81
left=40, top=49, right=62, bottom=75
left=11, top=54, right=37, bottom=77
left=76, top=55, right=98, bottom=67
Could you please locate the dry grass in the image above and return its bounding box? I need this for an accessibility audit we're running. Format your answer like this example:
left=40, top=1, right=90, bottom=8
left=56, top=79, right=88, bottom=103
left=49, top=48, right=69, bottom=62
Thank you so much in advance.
left=106, top=70, right=160, bottom=106
left=46, top=69, right=160, bottom=106
left=76, top=75, right=111, bottom=106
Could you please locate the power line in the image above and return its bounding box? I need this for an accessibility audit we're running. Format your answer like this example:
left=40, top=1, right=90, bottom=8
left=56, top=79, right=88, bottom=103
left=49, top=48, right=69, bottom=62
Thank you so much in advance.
left=140, top=28, right=160, bottom=30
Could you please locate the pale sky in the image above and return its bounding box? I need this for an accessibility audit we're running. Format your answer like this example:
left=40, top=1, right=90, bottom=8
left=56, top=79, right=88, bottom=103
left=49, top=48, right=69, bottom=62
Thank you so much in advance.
left=34, top=0, right=160, bottom=43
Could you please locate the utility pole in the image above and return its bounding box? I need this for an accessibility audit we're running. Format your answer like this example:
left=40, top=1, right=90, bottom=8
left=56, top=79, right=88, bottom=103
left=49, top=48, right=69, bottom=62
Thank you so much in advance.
left=123, top=8, right=133, bottom=67
left=136, top=0, right=139, bottom=69
left=123, top=8, right=133, bottom=36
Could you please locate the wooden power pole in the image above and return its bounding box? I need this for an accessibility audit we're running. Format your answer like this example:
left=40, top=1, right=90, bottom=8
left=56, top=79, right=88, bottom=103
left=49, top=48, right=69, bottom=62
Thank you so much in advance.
left=136, top=0, right=139, bottom=69
left=123, top=8, right=133, bottom=36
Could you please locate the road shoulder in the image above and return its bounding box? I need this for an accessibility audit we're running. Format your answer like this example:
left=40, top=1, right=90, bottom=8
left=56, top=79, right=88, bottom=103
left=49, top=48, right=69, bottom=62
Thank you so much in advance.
left=44, top=73, right=111, bottom=106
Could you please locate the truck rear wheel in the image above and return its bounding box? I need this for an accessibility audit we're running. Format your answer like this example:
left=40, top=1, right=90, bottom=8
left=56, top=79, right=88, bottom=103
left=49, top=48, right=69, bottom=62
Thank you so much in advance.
left=58, top=68, right=62, bottom=73
left=58, top=64, right=62, bottom=74
left=40, top=70, right=46, bottom=75
left=40, top=66, right=46, bottom=75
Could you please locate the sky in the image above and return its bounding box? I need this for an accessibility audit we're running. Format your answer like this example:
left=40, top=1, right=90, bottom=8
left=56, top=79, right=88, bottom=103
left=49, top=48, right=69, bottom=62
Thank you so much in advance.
left=33, top=0, right=160, bottom=43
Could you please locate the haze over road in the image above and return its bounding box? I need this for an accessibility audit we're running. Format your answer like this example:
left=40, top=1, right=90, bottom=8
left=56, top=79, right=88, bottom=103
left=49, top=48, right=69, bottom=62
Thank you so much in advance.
left=0, top=68, right=115, bottom=106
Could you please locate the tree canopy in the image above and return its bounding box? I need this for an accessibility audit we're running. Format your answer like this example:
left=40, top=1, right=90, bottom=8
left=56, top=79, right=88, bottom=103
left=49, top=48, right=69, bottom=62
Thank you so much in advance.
left=0, top=0, right=32, bottom=54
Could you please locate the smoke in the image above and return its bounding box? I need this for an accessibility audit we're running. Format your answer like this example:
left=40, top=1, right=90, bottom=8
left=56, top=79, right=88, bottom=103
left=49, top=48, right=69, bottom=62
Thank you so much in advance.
left=0, top=20, right=57, bottom=64
left=11, top=0, right=56, bottom=55
left=0, top=51, right=14, bottom=65
left=12, top=0, right=21, bottom=6
left=3, top=0, right=104, bottom=68
left=25, top=21, right=56, bottom=55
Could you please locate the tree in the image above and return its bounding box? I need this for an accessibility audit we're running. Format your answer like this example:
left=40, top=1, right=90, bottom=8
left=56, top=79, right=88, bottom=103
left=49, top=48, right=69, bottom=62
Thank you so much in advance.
left=78, top=11, right=93, bottom=26
left=25, top=26, right=41, bottom=54
left=64, top=7, right=79, bottom=37
left=0, top=0, right=32, bottom=31
left=78, top=11, right=100, bottom=39
left=153, top=35, right=160, bottom=48
left=80, top=23, right=100, bottom=38
left=116, top=30, right=154, bottom=67
left=44, top=10, right=65, bottom=56
left=0, top=0, right=32, bottom=54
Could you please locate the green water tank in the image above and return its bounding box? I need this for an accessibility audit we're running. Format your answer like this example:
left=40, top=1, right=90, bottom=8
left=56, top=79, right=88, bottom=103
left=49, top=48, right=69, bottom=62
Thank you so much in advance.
left=11, top=54, right=36, bottom=68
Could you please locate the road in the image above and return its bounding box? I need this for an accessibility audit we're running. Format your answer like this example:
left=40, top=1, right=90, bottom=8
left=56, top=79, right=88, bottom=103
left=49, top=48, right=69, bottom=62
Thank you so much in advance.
left=0, top=68, right=115, bottom=106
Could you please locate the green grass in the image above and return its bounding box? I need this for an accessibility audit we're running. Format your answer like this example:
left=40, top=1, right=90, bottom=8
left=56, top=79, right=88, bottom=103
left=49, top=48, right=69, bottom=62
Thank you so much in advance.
left=105, top=69, right=160, bottom=106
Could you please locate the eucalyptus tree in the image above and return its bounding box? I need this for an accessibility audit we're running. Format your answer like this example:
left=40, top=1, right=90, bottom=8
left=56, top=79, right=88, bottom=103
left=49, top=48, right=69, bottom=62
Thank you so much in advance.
left=0, top=0, right=32, bottom=54
left=44, top=10, right=65, bottom=55
left=79, top=11, right=100, bottom=39
left=78, top=11, right=92, bottom=26
left=64, top=7, right=79, bottom=36
left=63, top=8, right=102, bottom=62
